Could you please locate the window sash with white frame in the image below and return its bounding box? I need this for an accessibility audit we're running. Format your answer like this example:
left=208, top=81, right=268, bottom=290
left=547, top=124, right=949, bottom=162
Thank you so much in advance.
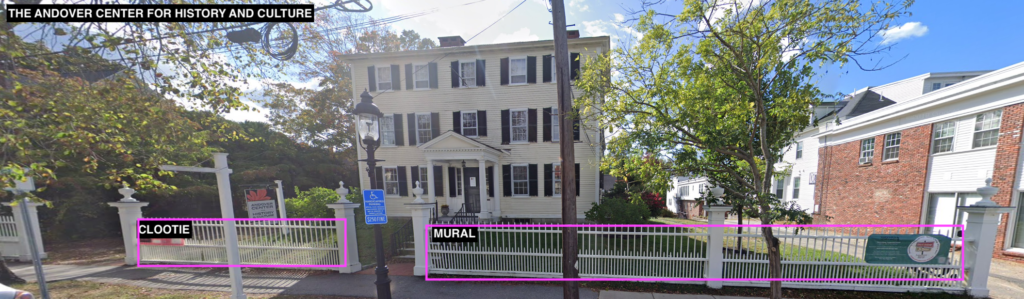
left=510, top=109, right=528, bottom=143
left=418, top=166, right=429, bottom=193
left=455, top=168, right=463, bottom=196
left=512, top=165, right=529, bottom=196
left=792, top=177, right=801, bottom=199
left=413, top=64, right=429, bottom=89
left=552, top=163, right=562, bottom=196
left=924, top=192, right=982, bottom=236
left=381, top=115, right=395, bottom=146
left=775, top=178, right=784, bottom=198
left=859, top=138, right=875, bottom=164
left=882, top=133, right=901, bottom=161
left=932, top=83, right=942, bottom=91
left=416, top=113, right=432, bottom=145
left=510, top=57, right=527, bottom=85
left=459, top=61, right=476, bottom=87
left=376, top=66, right=392, bottom=91
left=796, top=142, right=803, bottom=159
left=551, top=55, right=557, bottom=83
left=462, top=111, right=478, bottom=137
left=973, top=110, right=1002, bottom=148
left=383, top=167, right=400, bottom=195
left=551, top=106, right=560, bottom=141
left=932, top=121, right=956, bottom=154
left=1013, top=192, right=1024, bottom=249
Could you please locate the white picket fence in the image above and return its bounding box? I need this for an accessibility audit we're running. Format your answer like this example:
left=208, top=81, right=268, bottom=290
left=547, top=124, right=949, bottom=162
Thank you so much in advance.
left=140, top=219, right=342, bottom=268
left=0, top=215, right=20, bottom=257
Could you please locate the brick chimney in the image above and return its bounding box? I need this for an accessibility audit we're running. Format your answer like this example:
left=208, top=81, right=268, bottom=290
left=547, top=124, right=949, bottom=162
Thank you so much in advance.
left=439, top=36, right=466, bottom=47
left=567, top=30, right=580, bottom=39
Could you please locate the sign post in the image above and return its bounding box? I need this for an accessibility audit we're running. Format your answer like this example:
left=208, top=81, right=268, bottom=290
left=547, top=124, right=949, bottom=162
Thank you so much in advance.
left=244, top=188, right=278, bottom=218
left=363, top=189, right=387, bottom=225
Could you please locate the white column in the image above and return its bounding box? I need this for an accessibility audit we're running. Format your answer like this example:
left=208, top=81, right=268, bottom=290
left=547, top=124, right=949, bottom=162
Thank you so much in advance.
left=275, top=180, right=289, bottom=234
left=213, top=153, right=246, bottom=299
left=427, top=160, right=436, bottom=203
left=4, top=200, right=47, bottom=261
left=406, top=202, right=434, bottom=276
left=328, top=182, right=362, bottom=273
left=105, top=185, right=148, bottom=265
left=478, top=159, right=490, bottom=220
left=958, top=179, right=1014, bottom=298
left=704, top=205, right=732, bottom=289
left=492, top=163, right=501, bottom=218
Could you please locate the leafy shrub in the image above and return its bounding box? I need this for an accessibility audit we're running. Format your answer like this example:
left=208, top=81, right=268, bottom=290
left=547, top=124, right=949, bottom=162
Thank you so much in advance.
left=659, top=208, right=675, bottom=218
left=285, top=187, right=340, bottom=218
left=584, top=197, right=651, bottom=224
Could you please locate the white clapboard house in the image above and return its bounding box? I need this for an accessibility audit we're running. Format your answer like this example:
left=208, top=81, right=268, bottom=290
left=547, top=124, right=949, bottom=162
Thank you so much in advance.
left=340, top=33, right=610, bottom=221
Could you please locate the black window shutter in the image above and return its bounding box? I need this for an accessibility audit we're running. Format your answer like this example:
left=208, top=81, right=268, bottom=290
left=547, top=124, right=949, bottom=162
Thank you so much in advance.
left=542, top=108, right=552, bottom=142
left=528, top=164, right=538, bottom=196
left=374, top=166, right=384, bottom=190
left=429, top=62, right=439, bottom=89
left=391, top=65, right=401, bottom=91
left=542, top=55, right=552, bottom=83
left=450, top=61, right=459, bottom=88
left=476, top=59, right=486, bottom=86
left=433, top=166, right=444, bottom=197
left=599, top=171, right=604, bottom=189
left=575, top=163, right=580, bottom=196
left=528, top=108, right=538, bottom=142
left=431, top=112, right=440, bottom=140
left=410, top=166, right=420, bottom=189
left=502, top=165, right=512, bottom=196
left=570, top=53, right=580, bottom=81
left=407, top=113, right=417, bottom=146
left=527, top=56, right=537, bottom=84
left=500, top=58, right=509, bottom=86
left=573, top=109, right=580, bottom=141
left=486, top=167, right=494, bottom=197
left=478, top=110, right=488, bottom=136
left=367, top=66, right=377, bottom=92
left=397, top=166, right=408, bottom=196
left=544, top=164, right=553, bottom=197
left=448, top=167, right=457, bottom=197
left=393, top=114, right=404, bottom=146
left=501, top=109, right=510, bottom=145
left=405, top=64, right=413, bottom=90
left=452, top=111, right=462, bottom=134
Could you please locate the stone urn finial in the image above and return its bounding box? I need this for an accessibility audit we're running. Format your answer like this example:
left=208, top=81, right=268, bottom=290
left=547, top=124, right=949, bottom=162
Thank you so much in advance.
left=335, top=181, right=351, bottom=203
left=975, top=178, right=999, bottom=207
left=412, top=181, right=425, bottom=203
left=118, top=182, right=138, bottom=202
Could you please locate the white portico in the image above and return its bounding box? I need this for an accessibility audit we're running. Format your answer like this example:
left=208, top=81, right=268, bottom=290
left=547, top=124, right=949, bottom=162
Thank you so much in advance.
left=418, top=131, right=508, bottom=220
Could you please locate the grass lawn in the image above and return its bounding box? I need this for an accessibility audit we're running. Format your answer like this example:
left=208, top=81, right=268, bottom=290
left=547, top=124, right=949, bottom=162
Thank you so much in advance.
left=10, top=280, right=364, bottom=299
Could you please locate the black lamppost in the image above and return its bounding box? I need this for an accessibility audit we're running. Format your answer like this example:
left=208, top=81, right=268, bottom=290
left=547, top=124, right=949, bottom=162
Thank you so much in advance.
left=352, top=89, right=391, bottom=299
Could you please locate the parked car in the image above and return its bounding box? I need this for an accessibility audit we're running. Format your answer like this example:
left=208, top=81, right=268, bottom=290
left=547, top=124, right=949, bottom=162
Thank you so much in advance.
left=0, top=283, right=32, bottom=299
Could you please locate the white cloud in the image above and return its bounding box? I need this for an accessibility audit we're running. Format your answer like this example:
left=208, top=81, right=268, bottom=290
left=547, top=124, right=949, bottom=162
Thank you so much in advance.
left=880, top=22, right=928, bottom=45
left=493, top=27, right=540, bottom=44
left=614, top=13, right=625, bottom=23
left=569, top=0, right=589, bottom=12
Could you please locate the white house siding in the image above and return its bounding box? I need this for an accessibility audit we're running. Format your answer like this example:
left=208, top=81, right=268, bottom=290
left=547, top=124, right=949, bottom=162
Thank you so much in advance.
left=776, top=130, right=820, bottom=212
left=927, top=150, right=996, bottom=192
left=871, top=74, right=926, bottom=102
left=667, top=177, right=708, bottom=212
left=346, top=37, right=610, bottom=219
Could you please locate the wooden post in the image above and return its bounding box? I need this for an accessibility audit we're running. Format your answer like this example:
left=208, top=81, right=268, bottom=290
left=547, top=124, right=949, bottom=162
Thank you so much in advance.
left=550, top=0, right=579, bottom=298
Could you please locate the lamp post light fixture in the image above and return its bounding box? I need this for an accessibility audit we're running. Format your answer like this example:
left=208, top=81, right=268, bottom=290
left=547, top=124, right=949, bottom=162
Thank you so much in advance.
left=352, top=89, right=392, bottom=299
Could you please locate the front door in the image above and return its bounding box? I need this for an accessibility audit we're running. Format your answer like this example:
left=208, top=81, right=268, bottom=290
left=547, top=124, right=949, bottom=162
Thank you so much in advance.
left=463, top=167, right=481, bottom=213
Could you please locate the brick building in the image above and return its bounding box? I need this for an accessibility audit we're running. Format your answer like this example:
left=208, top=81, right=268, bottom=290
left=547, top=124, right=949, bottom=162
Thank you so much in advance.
left=815, top=62, right=1024, bottom=261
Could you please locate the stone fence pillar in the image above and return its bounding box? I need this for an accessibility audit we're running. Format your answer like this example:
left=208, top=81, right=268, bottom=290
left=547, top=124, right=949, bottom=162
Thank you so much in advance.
left=958, top=179, right=1015, bottom=298
left=328, top=181, right=362, bottom=273
left=704, top=205, right=732, bottom=289
left=107, top=185, right=148, bottom=265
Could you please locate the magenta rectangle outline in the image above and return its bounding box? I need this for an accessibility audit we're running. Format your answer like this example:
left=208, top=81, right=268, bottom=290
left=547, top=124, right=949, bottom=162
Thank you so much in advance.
left=424, top=224, right=966, bottom=282
left=135, top=218, right=348, bottom=268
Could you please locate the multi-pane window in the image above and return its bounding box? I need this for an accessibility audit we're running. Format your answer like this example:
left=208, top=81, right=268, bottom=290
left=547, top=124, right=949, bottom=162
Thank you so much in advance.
left=792, top=177, right=801, bottom=199
left=381, top=115, right=395, bottom=146
left=551, top=56, right=557, bottom=83
left=512, top=165, right=529, bottom=196
left=973, top=110, right=1002, bottom=148
left=376, top=66, right=392, bottom=91
left=859, top=138, right=875, bottom=164
left=551, top=107, right=560, bottom=141
left=459, top=61, right=476, bottom=87
left=552, top=163, right=562, bottom=196
left=775, top=178, right=784, bottom=198
left=680, top=184, right=689, bottom=197
left=946, top=83, right=955, bottom=87
left=418, top=167, right=429, bottom=193
left=455, top=168, right=463, bottom=196
left=510, top=57, right=527, bottom=84
left=796, top=142, right=803, bottom=159
left=882, top=133, right=901, bottom=161
left=413, top=64, right=429, bottom=89
left=416, top=114, right=432, bottom=145
left=462, top=111, right=478, bottom=137
left=383, top=167, right=399, bottom=195
left=932, top=83, right=942, bottom=91
left=932, top=121, right=956, bottom=154
left=510, top=109, right=528, bottom=143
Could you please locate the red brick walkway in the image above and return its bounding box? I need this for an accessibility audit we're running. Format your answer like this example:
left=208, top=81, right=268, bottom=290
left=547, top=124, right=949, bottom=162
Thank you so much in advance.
left=356, top=262, right=414, bottom=276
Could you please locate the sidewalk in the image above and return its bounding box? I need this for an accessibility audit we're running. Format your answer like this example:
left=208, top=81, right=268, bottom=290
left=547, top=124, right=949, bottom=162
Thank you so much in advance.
left=7, top=262, right=780, bottom=299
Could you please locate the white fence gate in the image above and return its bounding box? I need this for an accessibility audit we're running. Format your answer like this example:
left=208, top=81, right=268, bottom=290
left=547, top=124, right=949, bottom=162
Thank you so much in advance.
left=140, top=219, right=341, bottom=268
left=0, top=216, right=21, bottom=258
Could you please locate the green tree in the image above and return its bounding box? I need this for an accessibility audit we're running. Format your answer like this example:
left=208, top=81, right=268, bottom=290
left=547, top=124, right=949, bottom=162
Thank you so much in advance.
left=576, top=1, right=913, bottom=297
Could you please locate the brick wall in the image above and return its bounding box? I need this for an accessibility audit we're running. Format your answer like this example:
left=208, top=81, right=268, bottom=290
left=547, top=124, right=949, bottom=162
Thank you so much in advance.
left=815, top=124, right=932, bottom=225
left=991, top=103, right=1024, bottom=262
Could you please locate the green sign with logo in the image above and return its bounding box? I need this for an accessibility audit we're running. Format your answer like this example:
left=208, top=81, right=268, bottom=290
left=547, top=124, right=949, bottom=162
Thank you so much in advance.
left=864, top=234, right=952, bottom=264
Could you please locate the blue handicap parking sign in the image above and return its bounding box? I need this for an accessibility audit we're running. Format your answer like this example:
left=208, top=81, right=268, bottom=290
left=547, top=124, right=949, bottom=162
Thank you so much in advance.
left=363, top=189, right=387, bottom=225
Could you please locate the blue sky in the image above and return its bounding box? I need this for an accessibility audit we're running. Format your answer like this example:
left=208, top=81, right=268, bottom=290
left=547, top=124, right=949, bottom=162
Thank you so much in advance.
left=360, top=0, right=1024, bottom=95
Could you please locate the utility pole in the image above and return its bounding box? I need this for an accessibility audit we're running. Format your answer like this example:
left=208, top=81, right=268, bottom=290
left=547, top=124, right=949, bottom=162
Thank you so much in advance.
left=550, top=1, right=579, bottom=298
